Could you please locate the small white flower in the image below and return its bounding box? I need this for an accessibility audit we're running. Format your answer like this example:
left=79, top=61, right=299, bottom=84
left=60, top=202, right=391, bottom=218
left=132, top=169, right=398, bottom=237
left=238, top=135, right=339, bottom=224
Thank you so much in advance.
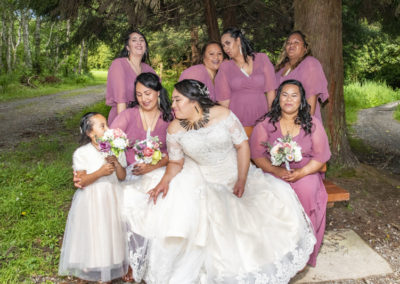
left=113, top=137, right=127, bottom=149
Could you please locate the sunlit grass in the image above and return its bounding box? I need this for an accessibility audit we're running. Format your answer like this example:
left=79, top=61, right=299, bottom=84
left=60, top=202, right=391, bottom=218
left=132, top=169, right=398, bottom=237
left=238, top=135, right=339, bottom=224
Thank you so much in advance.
left=0, top=70, right=108, bottom=103
left=344, top=80, right=400, bottom=125
left=394, top=104, right=400, bottom=122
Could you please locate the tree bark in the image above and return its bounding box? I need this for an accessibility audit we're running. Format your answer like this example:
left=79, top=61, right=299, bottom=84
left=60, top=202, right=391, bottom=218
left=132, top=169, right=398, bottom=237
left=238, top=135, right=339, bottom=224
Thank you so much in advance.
left=190, top=26, right=200, bottom=64
left=12, top=23, right=21, bottom=68
left=204, top=0, right=220, bottom=41
left=83, top=40, right=88, bottom=73
left=222, top=0, right=237, bottom=30
left=6, top=17, right=12, bottom=72
left=21, top=9, right=32, bottom=70
left=0, top=13, right=4, bottom=71
left=34, top=16, right=41, bottom=74
left=294, top=0, right=358, bottom=167
left=78, top=38, right=85, bottom=74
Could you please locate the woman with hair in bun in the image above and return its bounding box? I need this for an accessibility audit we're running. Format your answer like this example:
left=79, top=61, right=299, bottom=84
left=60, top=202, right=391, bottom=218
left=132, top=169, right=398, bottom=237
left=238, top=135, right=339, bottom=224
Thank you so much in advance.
left=215, top=27, right=278, bottom=136
left=275, top=31, right=329, bottom=121
left=250, top=79, right=331, bottom=266
left=124, top=79, right=316, bottom=283
left=179, top=41, right=224, bottom=101
left=106, top=29, right=157, bottom=124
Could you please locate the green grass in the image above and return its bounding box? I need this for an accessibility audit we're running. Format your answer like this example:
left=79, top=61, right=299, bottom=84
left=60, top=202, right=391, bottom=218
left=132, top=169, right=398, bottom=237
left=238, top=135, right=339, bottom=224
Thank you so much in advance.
left=344, top=80, right=400, bottom=125
left=394, top=104, right=400, bottom=122
left=0, top=102, right=110, bottom=283
left=0, top=70, right=108, bottom=103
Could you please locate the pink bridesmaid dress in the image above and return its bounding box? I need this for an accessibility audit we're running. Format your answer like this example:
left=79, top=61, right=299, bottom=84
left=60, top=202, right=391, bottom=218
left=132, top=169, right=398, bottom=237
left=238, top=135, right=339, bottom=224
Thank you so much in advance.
left=106, top=58, right=157, bottom=124
left=110, top=107, right=169, bottom=166
left=249, top=116, right=331, bottom=266
left=275, top=56, right=329, bottom=122
left=215, top=53, right=278, bottom=127
left=179, top=64, right=217, bottom=101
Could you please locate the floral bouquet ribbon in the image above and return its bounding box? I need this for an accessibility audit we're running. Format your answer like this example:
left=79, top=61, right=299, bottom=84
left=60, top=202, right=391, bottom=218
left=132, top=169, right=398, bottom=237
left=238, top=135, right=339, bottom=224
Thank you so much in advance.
left=98, top=128, right=130, bottom=157
left=264, top=134, right=302, bottom=171
left=133, top=136, right=163, bottom=165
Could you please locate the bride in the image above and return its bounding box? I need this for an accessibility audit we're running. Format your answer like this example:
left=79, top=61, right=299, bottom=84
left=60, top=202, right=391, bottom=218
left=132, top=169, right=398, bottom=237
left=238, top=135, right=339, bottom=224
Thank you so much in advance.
left=122, top=79, right=316, bottom=283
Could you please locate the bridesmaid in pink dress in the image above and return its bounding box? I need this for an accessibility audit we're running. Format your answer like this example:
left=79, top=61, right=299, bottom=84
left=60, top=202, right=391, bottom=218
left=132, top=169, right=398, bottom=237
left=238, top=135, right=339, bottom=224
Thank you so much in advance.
left=215, top=27, right=278, bottom=135
left=106, top=30, right=157, bottom=124
left=275, top=31, right=329, bottom=122
left=179, top=41, right=224, bottom=101
left=249, top=79, right=331, bottom=267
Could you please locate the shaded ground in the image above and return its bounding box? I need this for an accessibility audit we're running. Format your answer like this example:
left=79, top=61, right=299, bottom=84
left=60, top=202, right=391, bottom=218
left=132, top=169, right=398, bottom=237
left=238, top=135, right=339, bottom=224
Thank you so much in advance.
left=353, top=100, right=400, bottom=175
left=0, top=85, right=106, bottom=150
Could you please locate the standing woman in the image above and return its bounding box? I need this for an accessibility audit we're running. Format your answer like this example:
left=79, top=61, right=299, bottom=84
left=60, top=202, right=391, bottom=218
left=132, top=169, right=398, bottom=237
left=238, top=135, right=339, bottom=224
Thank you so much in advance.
left=106, top=30, right=157, bottom=124
left=249, top=79, right=331, bottom=266
left=275, top=31, right=329, bottom=121
left=215, top=27, right=277, bottom=136
left=179, top=41, right=224, bottom=101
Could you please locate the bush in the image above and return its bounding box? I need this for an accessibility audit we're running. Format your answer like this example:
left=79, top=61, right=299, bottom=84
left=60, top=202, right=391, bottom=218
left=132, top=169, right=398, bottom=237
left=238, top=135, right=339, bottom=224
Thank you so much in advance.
left=0, top=73, right=14, bottom=93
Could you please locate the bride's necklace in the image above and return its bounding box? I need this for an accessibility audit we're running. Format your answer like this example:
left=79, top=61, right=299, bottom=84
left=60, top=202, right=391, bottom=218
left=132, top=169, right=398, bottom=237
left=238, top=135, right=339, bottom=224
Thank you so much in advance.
left=179, top=108, right=210, bottom=131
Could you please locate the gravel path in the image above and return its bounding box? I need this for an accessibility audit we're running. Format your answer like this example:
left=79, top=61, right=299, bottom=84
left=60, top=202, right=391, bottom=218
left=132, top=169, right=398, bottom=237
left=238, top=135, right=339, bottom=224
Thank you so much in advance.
left=354, top=100, right=400, bottom=174
left=0, top=85, right=106, bottom=149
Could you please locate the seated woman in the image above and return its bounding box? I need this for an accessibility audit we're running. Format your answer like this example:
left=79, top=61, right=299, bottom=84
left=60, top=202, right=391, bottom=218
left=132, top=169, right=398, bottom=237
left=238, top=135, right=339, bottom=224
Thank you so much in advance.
left=75, top=72, right=173, bottom=282
left=125, top=79, right=316, bottom=283
left=275, top=31, right=329, bottom=121
left=249, top=79, right=331, bottom=267
left=179, top=41, right=224, bottom=101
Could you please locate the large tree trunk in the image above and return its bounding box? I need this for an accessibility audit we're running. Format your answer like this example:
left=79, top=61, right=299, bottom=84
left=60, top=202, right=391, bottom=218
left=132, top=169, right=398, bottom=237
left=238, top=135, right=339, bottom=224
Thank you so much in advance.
left=34, top=16, right=41, bottom=74
left=0, top=13, right=4, bottom=71
left=204, top=0, right=220, bottom=41
left=190, top=26, right=200, bottom=64
left=294, top=0, right=358, bottom=167
left=6, top=17, right=12, bottom=72
left=12, top=23, right=21, bottom=68
left=83, top=41, right=88, bottom=73
left=21, top=9, right=32, bottom=70
left=222, top=0, right=237, bottom=30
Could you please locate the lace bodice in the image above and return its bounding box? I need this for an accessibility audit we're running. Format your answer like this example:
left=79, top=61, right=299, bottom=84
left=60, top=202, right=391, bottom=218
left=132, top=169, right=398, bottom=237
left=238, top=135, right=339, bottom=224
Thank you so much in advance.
left=167, top=111, right=247, bottom=165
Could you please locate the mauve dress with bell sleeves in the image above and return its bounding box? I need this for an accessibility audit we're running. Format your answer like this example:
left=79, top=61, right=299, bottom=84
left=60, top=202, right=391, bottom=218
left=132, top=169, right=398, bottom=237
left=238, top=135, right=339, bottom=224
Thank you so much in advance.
left=275, top=56, right=329, bottom=122
left=214, top=53, right=278, bottom=127
left=179, top=64, right=217, bottom=101
left=249, top=116, right=331, bottom=266
left=106, top=58, right=157, bottom=124
left=110, top=107, right=169, bottom=166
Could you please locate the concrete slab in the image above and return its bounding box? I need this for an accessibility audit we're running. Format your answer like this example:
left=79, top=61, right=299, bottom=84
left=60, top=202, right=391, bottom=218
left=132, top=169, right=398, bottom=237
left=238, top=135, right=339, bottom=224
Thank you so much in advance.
left=292, top=229, right=393, bottom=283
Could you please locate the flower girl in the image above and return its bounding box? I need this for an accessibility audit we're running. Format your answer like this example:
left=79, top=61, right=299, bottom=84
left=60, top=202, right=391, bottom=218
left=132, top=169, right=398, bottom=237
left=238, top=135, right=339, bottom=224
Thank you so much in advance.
left=59, top=112, right=128, bottom=283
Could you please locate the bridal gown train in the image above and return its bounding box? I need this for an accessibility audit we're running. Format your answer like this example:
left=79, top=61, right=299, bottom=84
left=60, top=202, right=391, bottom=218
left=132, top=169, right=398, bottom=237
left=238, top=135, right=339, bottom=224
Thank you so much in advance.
left=122, top=111, right=316, bottom=284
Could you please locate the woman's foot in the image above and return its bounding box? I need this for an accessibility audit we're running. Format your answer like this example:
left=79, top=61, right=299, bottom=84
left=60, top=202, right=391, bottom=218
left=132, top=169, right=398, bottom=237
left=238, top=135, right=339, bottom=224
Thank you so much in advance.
left=122, top=266, right=134, bottom=282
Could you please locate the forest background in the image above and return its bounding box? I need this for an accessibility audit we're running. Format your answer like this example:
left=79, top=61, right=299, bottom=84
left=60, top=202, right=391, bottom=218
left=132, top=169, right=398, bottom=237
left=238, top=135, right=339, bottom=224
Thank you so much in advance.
left=1, top=0, right=400, bottom=282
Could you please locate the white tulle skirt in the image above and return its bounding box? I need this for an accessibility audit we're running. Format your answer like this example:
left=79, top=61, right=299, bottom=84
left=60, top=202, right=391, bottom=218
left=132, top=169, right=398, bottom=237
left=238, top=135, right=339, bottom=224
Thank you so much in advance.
left=58, top=180, right=128, bottom=282
left=123, top=156, right=316, bottom=284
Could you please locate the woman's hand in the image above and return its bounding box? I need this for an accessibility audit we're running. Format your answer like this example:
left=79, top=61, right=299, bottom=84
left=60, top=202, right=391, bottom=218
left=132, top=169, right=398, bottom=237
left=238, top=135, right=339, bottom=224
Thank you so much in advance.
left=105, top=155, right=119, bottom=167
left=147, top=180, right=169, bottom=204
left=233, top=179, right=246, bottom=198
left=100, top=163, right=115, bottom=176
left=132, top=163, right=154, bottom=176
left=282, top=168, right=305, bottom=183
left=272, top=167, right=292, bottom=179
left=73, top=170, right=86, bottom=188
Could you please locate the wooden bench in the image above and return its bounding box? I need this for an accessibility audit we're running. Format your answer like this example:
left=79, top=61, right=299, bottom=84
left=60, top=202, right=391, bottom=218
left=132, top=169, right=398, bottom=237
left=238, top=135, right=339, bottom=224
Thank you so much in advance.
left=245, top=127, right=350, bottom=207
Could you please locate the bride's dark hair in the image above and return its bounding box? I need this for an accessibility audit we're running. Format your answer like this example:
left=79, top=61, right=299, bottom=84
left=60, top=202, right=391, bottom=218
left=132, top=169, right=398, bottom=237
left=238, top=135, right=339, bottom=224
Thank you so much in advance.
left=258, top=79, right=312, bottom=134
left=174, top=79, right=219, bottom=112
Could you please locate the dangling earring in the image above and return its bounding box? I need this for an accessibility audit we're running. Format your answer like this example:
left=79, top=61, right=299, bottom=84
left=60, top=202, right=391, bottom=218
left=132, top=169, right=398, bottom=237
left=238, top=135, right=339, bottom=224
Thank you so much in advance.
left=158, top=96, right=161, bottom=109
left=240, top=47, right=243, bottom=55
left=300, top=104, right=303, bottom=110
left=194, top=106, right=199, bottom=114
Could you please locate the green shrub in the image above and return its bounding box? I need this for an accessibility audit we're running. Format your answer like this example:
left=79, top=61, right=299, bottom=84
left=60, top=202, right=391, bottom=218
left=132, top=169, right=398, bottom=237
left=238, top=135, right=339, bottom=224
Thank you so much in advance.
left=394, top=104, right=400, bottom=122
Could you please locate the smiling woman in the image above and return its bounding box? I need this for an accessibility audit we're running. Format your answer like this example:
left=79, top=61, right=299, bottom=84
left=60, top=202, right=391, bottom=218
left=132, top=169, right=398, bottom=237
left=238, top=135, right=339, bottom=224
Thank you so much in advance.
left=105, top=30, right=158, bottom=124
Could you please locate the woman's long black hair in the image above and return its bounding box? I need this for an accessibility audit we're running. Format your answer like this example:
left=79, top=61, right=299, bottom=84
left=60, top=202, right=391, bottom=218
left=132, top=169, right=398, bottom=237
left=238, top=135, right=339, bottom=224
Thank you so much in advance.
left=174, top=79, right=219, bottom=112
left=79, top=112, right=100, bottom=144
left=130, top=72, right=173, bottom=122
left=258, top=79, right=313, bottom=134
left=221, top=27, right=255, bottom=63
left=118, top=29, right=149, bottom=63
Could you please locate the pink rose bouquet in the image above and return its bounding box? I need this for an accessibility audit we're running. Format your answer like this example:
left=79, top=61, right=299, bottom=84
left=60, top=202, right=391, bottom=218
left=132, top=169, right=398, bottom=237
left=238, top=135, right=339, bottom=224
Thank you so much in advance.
left=133, top=136, right=163, bottom=165
left=263, top=134, right=302, bottom=170
left=98, top=128, right=130, bottom=158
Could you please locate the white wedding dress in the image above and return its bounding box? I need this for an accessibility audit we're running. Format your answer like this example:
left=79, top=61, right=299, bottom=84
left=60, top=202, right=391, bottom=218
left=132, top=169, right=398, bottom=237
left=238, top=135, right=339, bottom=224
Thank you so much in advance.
left=122, top=111, right=316, bottom=284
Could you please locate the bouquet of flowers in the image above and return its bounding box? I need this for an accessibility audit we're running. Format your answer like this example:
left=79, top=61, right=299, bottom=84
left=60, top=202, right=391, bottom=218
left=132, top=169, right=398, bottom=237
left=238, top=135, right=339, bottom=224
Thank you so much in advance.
left=264, top=134, right=302, bottom=171
left=98, top=128, right=130, bottom=158
left=133, top=136, right=163, bottom=165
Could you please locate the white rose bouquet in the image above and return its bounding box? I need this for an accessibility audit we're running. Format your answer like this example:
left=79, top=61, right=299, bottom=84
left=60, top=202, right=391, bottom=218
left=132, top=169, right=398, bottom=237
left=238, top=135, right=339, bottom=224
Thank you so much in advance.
left=97, top=128, right=130, bottom=158
left=264, top=134, right=302, bottom=171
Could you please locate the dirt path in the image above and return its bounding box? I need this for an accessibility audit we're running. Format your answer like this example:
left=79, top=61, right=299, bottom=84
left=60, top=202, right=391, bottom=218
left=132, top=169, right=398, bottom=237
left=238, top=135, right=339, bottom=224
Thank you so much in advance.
left=354, top=100, right=400, bottom=175
left=0, top=85, right=106, bottom=150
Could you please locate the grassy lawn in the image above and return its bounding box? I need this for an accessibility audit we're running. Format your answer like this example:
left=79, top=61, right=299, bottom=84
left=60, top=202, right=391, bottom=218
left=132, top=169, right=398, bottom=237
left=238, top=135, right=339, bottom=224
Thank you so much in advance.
left=394, top=104, right=400, bottom=122
left=344, top=80, right=400, bottom=125
left=0, top=70, right=108, bottom=103
left=0, top=102, right=110, bottom=283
